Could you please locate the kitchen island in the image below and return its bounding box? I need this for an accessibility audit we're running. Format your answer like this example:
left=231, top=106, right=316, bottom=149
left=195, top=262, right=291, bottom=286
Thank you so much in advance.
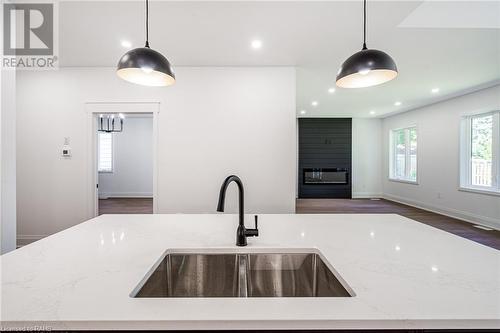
left=1, top=214, right=499, bottom=331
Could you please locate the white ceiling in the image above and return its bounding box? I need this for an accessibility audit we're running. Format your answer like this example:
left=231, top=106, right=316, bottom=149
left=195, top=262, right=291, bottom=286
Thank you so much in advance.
left=58, top=1, right=500, bottom=118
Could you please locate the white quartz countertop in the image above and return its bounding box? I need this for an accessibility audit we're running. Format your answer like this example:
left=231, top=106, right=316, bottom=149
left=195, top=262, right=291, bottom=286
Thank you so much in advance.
left=1, top=213, right=499, bottom=330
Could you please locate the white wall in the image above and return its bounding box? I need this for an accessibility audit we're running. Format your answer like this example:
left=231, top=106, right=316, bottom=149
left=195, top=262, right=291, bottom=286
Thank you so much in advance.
left=98, top=116, right=153, bottom=198
left=1, top=68, right=17, bottom=253
left=16, top=67, right=296, bottom=242
left=352, top=118, right=382, bottom=198
left=382, top=85, right=500, bottom=228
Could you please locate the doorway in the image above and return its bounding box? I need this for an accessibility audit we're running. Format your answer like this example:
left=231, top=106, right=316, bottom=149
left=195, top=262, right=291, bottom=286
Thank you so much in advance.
left=86, top=103, right=159, bottom=217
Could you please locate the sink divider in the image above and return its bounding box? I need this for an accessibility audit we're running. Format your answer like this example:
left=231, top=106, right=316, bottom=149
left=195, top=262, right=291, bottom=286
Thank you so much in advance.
left=237, top=254, right=248, bottom=297
left=312, top=253, right=318, bottom=297
left=166, top=254, right=173, bottom=295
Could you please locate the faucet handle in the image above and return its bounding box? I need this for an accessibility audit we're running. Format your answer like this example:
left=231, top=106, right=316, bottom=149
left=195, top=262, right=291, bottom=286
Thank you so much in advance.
left=245, top=215, right=259, bottom=237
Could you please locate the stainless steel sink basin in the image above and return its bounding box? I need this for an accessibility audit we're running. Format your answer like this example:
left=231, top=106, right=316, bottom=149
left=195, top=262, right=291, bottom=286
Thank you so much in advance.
left=133, top=253, right=241, bottom=297
left=132, top=250, right=353, bottom=298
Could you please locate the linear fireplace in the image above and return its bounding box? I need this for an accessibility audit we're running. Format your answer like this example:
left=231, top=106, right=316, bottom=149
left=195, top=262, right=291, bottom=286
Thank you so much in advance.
left=303, top=168, right=349, bottom=185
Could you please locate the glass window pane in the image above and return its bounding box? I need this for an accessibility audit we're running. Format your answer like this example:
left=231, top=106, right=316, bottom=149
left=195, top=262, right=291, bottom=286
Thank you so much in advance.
left=409, top=128, right=417, bottom=182
left=471, top=114, right=492, bottom=186
left=394, top=129, right=406, bottom=179
left=98, top=132, right=113, bottom=172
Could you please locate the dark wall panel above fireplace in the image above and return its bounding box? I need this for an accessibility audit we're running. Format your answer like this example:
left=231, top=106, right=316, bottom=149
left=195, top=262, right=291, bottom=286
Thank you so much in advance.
left=298, top=118, right=352, bottom=198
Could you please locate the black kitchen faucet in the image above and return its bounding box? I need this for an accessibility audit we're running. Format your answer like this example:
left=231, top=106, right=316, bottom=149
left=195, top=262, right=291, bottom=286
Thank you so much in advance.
left=216, top=175, right=259, bottom=246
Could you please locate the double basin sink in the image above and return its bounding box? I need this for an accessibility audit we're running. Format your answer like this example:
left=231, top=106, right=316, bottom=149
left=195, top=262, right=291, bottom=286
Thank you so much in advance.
left=132, top=249, right=353, bottom=298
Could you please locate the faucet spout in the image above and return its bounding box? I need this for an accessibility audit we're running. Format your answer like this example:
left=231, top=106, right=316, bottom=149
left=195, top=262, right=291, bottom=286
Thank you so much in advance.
left=216, top=175, right=258, bottom=246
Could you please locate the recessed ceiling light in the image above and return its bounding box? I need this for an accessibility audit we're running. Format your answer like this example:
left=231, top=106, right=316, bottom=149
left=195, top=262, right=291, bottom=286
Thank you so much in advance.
left=121, top=40, right=132, bottom=48
left=431, top=87, right=440, bottom=93
left=431, top=265, right=439, bottom=272
left=311, top=101, right=318, bottom=107
left=328, top=87, right=336, bottom=94
left=300, top=110, right=307, bottom=115
left=394, top=101, right=402, bottom=106
left=369, top=110, right=376, bottom=115
left=251, top=39, right=262, bottom=49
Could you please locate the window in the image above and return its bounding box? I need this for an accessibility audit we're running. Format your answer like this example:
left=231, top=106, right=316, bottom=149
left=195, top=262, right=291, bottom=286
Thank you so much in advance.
left=98, top=132, right=113, bottom=172
left=460, top=111, right=500, bottom=194
left=390, top=126, right=417, bottom=183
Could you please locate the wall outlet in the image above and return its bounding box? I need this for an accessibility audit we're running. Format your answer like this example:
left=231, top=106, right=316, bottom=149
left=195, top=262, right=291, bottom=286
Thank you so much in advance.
left=62, top=146, right=71, bottom=157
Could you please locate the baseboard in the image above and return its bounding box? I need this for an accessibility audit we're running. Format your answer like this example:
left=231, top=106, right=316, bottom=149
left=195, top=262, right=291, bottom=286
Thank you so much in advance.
left=382, top=193, right=500, bottom=231
left=99, top=192, right=153, bottom=199
left=352, top=192, right=383, bottom=199
left=17, top=234, right=48, bottom=247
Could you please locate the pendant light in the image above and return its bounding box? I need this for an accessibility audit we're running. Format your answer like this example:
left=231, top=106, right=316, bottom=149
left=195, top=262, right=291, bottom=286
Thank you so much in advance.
left=117, top=0, right=175, bottom=87
left=336, top=0, right=397, bottom=88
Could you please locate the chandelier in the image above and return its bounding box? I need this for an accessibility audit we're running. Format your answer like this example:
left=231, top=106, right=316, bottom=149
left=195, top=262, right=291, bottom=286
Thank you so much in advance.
left=98, top=114, right=124, bottom=133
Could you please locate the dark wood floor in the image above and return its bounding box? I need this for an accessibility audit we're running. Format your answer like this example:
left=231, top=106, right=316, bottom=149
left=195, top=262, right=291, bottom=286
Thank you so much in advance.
left=296, top=198, right=500, bottom=250
left=99, top=198, right=153, bottom=215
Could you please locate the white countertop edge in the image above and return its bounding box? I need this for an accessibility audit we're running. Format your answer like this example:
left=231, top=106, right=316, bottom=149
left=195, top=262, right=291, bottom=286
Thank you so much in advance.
left=2, top=319, right=500, bottom=331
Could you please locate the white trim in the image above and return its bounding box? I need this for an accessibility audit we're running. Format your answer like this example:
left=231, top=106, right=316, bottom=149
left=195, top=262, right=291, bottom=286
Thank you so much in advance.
left=387, top=177, right=419, bottom=185
left=460, top=110, right=500, bottom=192
left=458, top=186, right=500, bottom=197
left=473, top=225, right=494, bottom=231
left=388, top=178, right=419, bottom=185
left=388, top=124, right=419, bottom=133
left=493, top=112, right=500, bottom=188
left=99, top=193, right=153, bottom=199
left=85, top=102, right=160, bottom=218
left=459, top=116, right=471, bottom=187
left=383, top=193, right=500, bottom=231
left=352, top=192, right=383, bottom=199
left=460, top=109, right=500, bottom=118
left=389, top=125, right=418, bottom=183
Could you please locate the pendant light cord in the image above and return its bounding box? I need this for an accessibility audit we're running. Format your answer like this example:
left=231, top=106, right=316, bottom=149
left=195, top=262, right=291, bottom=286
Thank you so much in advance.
left=145, top=0, right=150, bottom=48
left=362, top=0, right=367, bottom=50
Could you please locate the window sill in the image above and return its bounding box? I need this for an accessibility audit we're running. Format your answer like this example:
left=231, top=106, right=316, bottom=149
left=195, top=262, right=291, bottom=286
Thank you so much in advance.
left=459, top=186, right=500, bottom=197
left=98, top=170, right=113, bottom=174
left=388, top=178, right=419, bottom=185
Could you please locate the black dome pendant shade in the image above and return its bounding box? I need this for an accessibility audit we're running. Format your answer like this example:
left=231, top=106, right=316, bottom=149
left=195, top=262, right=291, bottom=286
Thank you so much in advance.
left=117, top=47, right=175, bottom=87
left=116, top=0, right=175, bottom=87
left=336, top=0, right=397, bottom=88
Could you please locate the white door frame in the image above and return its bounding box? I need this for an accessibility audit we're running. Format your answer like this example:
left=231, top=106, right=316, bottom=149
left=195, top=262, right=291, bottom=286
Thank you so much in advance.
left=85, top=102, right=160, bottom=217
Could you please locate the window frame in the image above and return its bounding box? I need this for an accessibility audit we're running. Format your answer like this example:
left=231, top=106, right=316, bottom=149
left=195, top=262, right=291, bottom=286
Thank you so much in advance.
left=460, top=110, right=500, bottom=196
left=389, top=125, right=418, bottom=184
left=97, top=132, right=114, bottom=173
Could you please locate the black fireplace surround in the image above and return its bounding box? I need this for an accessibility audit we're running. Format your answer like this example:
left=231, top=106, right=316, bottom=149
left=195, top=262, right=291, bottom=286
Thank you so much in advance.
left=298, top=118, right=352, bottom=198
